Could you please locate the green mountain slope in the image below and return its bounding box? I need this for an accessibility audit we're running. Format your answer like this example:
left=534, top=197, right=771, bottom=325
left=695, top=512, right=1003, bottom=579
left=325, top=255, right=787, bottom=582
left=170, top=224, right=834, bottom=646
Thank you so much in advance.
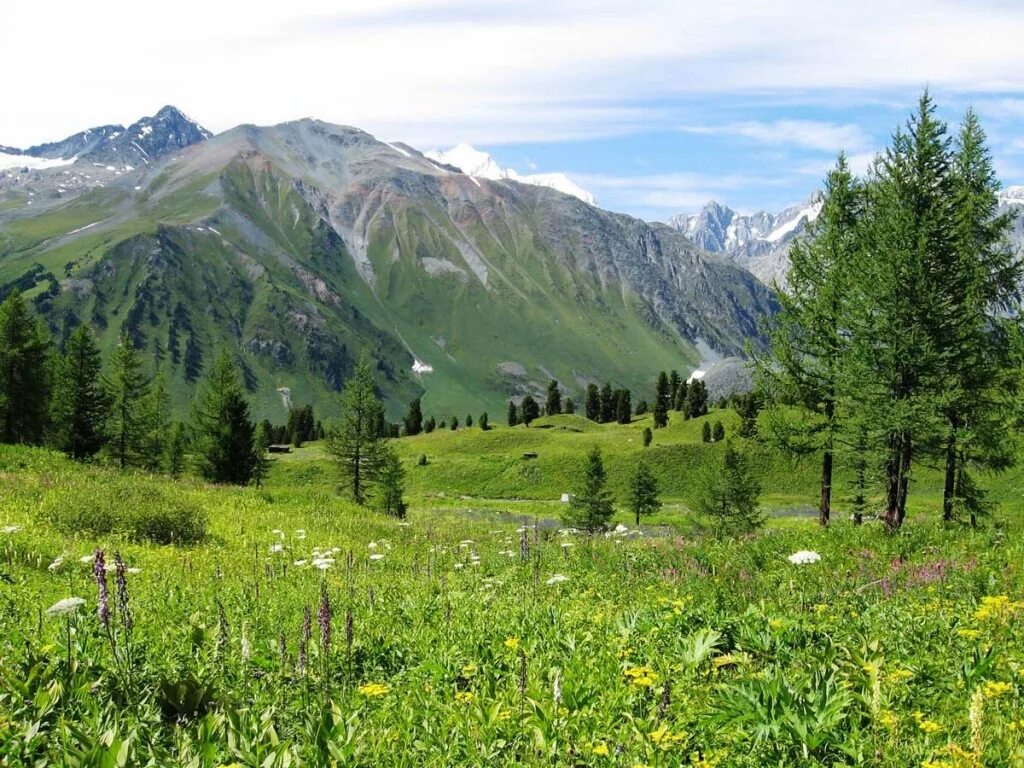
left=0, top=118, right=776, bottom=421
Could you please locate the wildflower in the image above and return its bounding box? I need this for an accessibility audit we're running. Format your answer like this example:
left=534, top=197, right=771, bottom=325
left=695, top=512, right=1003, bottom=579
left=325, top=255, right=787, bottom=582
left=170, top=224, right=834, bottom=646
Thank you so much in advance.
left=319, top=583, right=332, bottom=652
left=455, top=690, right=475, bottom=704
left=269, top=543, right=284, bottom=554
left=885, top=668, right=914, bottom=684
left=970, top=687, right=985, bottom=754
left=624, top=665, right=659, bottom=688
left=45, top=597, right=86, bottom=617
left=787, top=550, right=821, bottom=565
left=917, top=719, right=942, bottom=734
left=358, top=682, right=390, bottom=697
left=454, top=563, right=465, bottom=570
left=368, top=541, right=378, bottom=549
left=956, top=628, right=981, bottom=640
left=982, top=681, right=1012, bottom=699
left=271, top=529, right=285, bottom=539
left=79, top=554, right=95, bottom=564
left=293, top=560, right=308, bottom=567
left=369, top=553, right=385, bottom=561
left=974, top=594, right=1024, bottom=622
left=504, top=636, right=520, bottom=650
left=114, top=551, right=132, bottom=633
left=47, top=556, right=64, bottom=572
left=546, top=574, right=569, bottom=585
left=553, top=669, right=562, bottom=706
left=240, top=622, right=251, bottom=664
left=592, top=743, right=610, bottom=756
left=345, top=608, right=353, bottom=653
left=878, top=710, right=898, bottom=729
left=462, top=662, right=478, bottom=677
left=93, top=549, right=110, bottom=630
left=1, top=525, right=20, bottom=534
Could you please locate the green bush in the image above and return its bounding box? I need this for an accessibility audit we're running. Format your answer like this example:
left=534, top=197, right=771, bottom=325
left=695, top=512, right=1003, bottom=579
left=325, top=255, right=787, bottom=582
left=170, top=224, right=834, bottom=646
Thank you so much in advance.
left=41, top=476, right=207, bottom=544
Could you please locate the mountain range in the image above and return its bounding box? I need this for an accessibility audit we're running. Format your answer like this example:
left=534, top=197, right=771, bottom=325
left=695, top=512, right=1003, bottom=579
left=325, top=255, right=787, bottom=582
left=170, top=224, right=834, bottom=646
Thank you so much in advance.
left=0, top=107, right=774, bottom=421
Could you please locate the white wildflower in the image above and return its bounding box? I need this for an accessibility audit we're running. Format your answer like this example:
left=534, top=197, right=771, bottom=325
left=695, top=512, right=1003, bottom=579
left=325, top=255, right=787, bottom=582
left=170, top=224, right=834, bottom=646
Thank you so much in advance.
left=79, top=555, right=95, bottom=564
left=48, top=557, right=65, bottom=572
left=369, top=553, right=385, bottom=561
left=787, top=550, right=821, bottom=565
left=1, top=525, right=21, bottom=534
left=46, top=597, right=86, bottom=617
left=546, top=574, right=569, bottom=585
left=269, top=543, right=284, bottom=554
left=294, top=560, right=308, bottom=567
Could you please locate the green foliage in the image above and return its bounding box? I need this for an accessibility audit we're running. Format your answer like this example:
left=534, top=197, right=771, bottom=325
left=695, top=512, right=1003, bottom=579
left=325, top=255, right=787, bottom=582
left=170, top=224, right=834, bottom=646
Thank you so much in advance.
left=599, top=383, right=615, bottom=423
left=615, top=389, right=632, bottom=425
left=49, top=325, right=109, bottom=460
left=545, top=380, right=562, bottom=416
left=165, top=421, right=188, bottom=479
left=584, top=384, right=600, bottom=421
left=191, top=350, right=256, bottom=485
left=465, top=414, right=473, bottom=428
left=404, top=398, right=423, bottom=436
left=685, top=379, right=708, bottom=419
left=653, top=371, right=671, bottom=428
left=674, top=380, right=688, bottom=412
left=0, top=290, right=51, bottom=445
left=375, top=444, right=407, bottom=519
left=696, top=442, right=764, bottom=536
left=713, top=421, right=725, bottom=442
left=563, top=445, right=614, bottom=531
left=628, top=458, right=660, bottom=525
left=252, top=421, right=272, bottom=488
left=506, top=401, right=518, bottom=427
left=479, top=412, right=489, bottom=431
left=424, top=416, right=436, bottom=434
left=563, top=397, right=575, bottom=415
left=520, top=396, right=539, bottom=426
left=325, top=351, right=384, bottom=504
left=104, top=336, right=150, bottom=469
left=702, top=422, right=712, bottom=443
left=142, top=370, right=172, bottom=471
left=642, top=426, right=652, bottom=447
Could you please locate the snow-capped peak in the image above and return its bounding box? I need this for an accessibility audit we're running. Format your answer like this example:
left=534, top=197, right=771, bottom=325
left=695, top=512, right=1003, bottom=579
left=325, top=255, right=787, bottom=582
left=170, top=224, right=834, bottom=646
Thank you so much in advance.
left=999, top=185, right=1024, bottom=205
left=424, top=143, right=595, bottom=205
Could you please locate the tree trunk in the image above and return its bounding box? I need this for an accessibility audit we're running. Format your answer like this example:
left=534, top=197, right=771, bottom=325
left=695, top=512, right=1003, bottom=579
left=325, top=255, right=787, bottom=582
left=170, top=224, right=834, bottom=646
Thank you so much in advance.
left=896, top=436, right=912, bottom=527
left=942, top=426, right=957, bottom=523
left=819, top=449, right=833, bottom=527
left=884, top=433, right=902, bottom=532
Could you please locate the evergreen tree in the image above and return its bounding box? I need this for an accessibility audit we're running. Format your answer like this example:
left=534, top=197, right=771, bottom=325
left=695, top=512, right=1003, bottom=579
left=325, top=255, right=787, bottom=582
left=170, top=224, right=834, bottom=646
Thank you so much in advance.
left=616, top=389, right=632, bottom=424
left=702, top=421, right=712, bottom=443
left=375, top=444, right=408, bottom=519
left=425, top=416, right=436, bottom=433
left=635, top=399, right=648, bottom=416
left=465, top=414, right=473, bottom=428
left=628, top=458, right=661, bottom=526
left=684, top=380, right=708, bottom=419
left=105, top=336, right=150, bottom=469
left=450, top=416, right=459, bottom=430
left=520, top=395, right=540, bottom=426
left=0, top=290, right=52, bottom=445
left=252, top=420, right=272, bottom=488
left=653, top=371, right=671, bottom=428
left=191, top=350, right=257, bottom=485
left=546, top=379, right=562, bottom=415
left=599, top=383, right=615, bottom=423
left=695, top=442, right=763, bottom=536
left=404, top=397, right=424, bottom=436
left=712, top=421, right=725, bottom=442
left=141, top=369, right=171, bottom=471
left=286, top=405, right=316, bottom=447
left=50, top=324, right=109, bottom=460
left=166, top=421, right=188, bottom=479
left=325, top=352, right=384, bottom=503
left=669, top=370, right=682, bottom=404
left=674, top=380, right=688, bottom=412
left=642, top=426, right=653, bottom=447
left=760, top=154, right=861, bottom=526
left=734, top=392, right=761, bottom=439
left=585, top=384, right=601, bottom=421
left=562, top=446, right=614, bottom=531
left=564, top=397, right=575, bottom=415
left=479, top=412, right=489, bottom=431
left=507, top=400, right=519, bottom=427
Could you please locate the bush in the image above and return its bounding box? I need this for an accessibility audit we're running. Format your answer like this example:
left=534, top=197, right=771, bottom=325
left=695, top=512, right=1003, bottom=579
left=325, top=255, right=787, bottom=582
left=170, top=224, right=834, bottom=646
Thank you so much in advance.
left=42, top=475, right=207, bottom=544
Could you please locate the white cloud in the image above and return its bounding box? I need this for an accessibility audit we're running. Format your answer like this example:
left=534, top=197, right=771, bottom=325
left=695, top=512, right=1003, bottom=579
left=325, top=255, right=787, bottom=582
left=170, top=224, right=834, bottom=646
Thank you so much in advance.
left=682, top=120, right=871, bottom=154
left=577, top=172, right=777, bottom=218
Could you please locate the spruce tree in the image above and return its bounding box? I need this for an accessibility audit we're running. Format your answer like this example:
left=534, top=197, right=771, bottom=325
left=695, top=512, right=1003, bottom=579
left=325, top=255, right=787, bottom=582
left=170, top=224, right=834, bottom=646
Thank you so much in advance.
left=702, top=421, right=712, bottom=443
left=191, top=350, right=256, bottom=485
left=376, top=444, right=407, bottom=519
left=425, top=416, right=436, bottom=433
left=404, top=397, right=424, bottom=436
left=166, top=421, right=188, bottom=479
left=599, top=383, right=615, bottom=423
left=252, top=420, right=272, bottom=488
left=465, top=414, right=473, bottom=428
left=479, top=412, right=489, bottom=430
left=628, top=458, right=661, bottom=526
left=684, top=380, right=708, bottom=419
left=325, top=352, right=384, bottom=503
left=50, top=324, right=109, bottom=460
left=653, top=371, right=671, bottom=428
left=585, top=384, right=601, bottom=421
left=696, top=442, right=763, bottom=536
left=142, top=370, right=171, bottom=471
left=546, top=380, right=562, bottom=415
left=712, top=421, right=725, bottom=442
left=563, top=446, right=614, bottom=532
left=635, top=399, right=648, bottom=416
left=507, top=400, right=518, bottom=427
left=0, top=290, right=52, bottom=445
left=450, top=416, right=459, bottom=430
left=564, top=397, right=575, bottom=415
left=674, top=380, right=688, bottom=412
left=642, top=426, right=652, bottom=447
left=616, top=389, right=632, bottom=424
left=105, top=336, right=150, bottom=469
left=520, top=395, right=540, bottom=426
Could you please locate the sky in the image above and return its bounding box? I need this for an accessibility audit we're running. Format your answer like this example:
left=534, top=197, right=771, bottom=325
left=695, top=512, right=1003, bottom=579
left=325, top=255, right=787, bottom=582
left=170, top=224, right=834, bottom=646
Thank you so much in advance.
left=5, top=0, right=1024, bottom=220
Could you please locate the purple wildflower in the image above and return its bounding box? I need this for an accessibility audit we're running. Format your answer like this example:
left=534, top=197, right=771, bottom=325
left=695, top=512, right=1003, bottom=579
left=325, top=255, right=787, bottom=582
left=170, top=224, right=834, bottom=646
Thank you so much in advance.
left=319, top=584, right=331, bottom=652
left=345, top=608, right=353, bottom=654
left=93, top=549, right=110, bottom=630
left=114, top=551, right=132, bottom=633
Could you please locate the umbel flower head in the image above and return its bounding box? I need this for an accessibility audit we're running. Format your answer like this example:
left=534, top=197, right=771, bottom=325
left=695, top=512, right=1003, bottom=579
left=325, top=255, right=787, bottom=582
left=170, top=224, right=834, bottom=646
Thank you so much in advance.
left=788, top=550, right=822, bottom=565
left=46, top=597, right=86, bottom=617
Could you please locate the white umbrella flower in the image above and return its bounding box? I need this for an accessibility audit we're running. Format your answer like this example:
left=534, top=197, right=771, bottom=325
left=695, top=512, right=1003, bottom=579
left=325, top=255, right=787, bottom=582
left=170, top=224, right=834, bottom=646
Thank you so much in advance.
left=788, top=550, right=821, bottom=565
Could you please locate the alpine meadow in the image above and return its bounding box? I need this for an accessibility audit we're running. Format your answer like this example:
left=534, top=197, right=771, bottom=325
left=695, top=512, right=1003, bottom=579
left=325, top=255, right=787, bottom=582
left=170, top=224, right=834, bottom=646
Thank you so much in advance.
left=3, top=4, right=1024, bottom=766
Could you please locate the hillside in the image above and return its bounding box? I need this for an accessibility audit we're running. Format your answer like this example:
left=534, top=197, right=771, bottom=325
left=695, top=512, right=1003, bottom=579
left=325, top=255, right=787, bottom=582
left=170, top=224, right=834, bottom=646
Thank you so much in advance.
left=0, top=113, right=776, bottom=421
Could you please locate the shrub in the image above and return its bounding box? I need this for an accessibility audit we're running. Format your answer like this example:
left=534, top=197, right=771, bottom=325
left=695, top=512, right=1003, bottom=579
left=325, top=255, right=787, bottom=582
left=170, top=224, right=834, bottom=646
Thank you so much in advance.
left=42, top=475, right=207, bottom=544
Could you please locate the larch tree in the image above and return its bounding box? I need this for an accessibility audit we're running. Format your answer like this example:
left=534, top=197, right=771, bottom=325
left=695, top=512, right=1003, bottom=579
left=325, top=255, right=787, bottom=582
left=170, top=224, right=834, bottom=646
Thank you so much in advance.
left=563, top=446, right=614, bottom=532
left=0, top=290, right=52, bottom=445
left=50, top=324, right=109, bottom=460
left=325, top=351, right=385, bottom=504
left=105, top=335, right=150, bottom=469
left=628, top=458, right=661, bottom=526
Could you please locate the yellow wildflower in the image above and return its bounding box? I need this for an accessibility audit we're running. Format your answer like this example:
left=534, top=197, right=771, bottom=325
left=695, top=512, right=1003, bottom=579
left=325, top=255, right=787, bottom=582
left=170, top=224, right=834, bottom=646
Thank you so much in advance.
left=461, top=662, right=478, bottom=677
left=879, top=710, right=899, bottom=729
left=956, top=628, right=981, bottom=640
left=918, top=719, right=943, bottom=734
left=769, top=619, right=784, bottom=630
left=885, top=668, right=914, bottom=684
left=974, top=594, right=1024, bottom=622
left=455, top=690, right=475, bottom=704
left=357, top=682, right=390, bottom=697
left=503, top=637, right=520, bottom=650
left=592, top=743, right=610, bottom=757
left=981, top=680, right=1012, bottom=699
left=624, top=665, right=659, bottom=688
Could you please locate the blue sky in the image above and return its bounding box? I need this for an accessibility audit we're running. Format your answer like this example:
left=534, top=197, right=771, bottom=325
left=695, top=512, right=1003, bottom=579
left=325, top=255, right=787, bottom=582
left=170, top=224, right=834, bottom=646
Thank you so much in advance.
left=5, top=0, right=1024, bottom=221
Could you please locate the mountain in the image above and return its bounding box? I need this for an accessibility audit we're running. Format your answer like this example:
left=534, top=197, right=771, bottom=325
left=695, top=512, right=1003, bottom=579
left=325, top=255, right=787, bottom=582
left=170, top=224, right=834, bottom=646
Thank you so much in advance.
left=0, top=106, right=212, bottom=170
left=669, top=198, right=822, bottom=285
left=425, top=144, right=596, bottom=204
left=0, top=112, right=774, bottom=421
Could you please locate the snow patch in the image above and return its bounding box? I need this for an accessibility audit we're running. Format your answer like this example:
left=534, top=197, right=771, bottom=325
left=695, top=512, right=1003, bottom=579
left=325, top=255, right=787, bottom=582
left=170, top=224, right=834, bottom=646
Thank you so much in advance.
left=0, top=152, right=77, bottom=171
left=385, top=142, right=411, bottom=158
left=764, top=201, right=822, bottom=243
left=412, top=359, right=434, bottom=374
left=67, top=221, right=100, bottom=235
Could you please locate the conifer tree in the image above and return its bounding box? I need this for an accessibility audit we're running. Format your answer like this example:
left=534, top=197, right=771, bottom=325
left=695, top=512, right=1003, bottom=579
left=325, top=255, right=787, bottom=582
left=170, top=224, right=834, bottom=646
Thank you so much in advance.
left=616, top=389, right=632, bottom=424
left=105, top=336, right=150, bottom=469
left=629, top=458, right=661, bottom=526
left=479, top=412, right=489, bottom=430
left=50, top=324, right=109, bottom=460
left=425, top=416, right=437, bottom=433
left=653, top=371, right=671, bottom=428
left=702, top=421, right=712, bottom=443
left=463, top=414, right=471, bottom=428
left=0, top=290, right=52, bottom=445
left=325, top=351, right=384, bottom=503
left=695, top=442, right=763, bottom=536
left=669, top=370, right=682, bottom=404
left=642, top=426, right=653, bottom=447
left=546, top=380, right=562, bottom=415
left=585, top=384, right=601, bottom=421
left=404, top=397, right=424, bottom=436
left=191, top=350, right=257, bottom=485
left=635, top=399, right=648, bottom=416
left=599, top=383, right=615, bottom=423
left=684, top=380, right=708, bottom=419
left=375, top=444, right=407, bottom=519
left=713, top=421, right=725, bottom=442
left=166, top=421, right=188, bottom=479
left=141, top=370, right=171, bottom=471
left=507, top=401, right=518, bottom=427
left=564, top=397, right=575, bottom=415
left=674, top=380, right=688, bottom=412
left=520, top=395, right=540, bottom=426
left=450, top=416, right=459, bottom=430
left=252, top=420, right=272, bottom=488
left=563, top=446, right=614, bottom=531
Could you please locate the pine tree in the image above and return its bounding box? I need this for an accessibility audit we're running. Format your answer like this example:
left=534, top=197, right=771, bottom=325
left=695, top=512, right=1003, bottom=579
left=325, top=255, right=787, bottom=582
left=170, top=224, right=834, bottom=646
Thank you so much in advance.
left=450, top=416, right=459, bottom=431
left=653, top=371, right=671, bottom=428
left=734, top=392, right=761, bottom=439
left=0, top=290, right=52, bottom=445
left=760, top=154, right=861, bottom=526
left=50, top=324, right=109, bottom=460
left=562, top=446, right=614, bottom=532
left=616, top=389, right=632, bottom=424
left=465, top=414, right=473, bottom=428
left=105, top=336, right=150, bottom=469
left=702, top=422, right=712, bottom=443
left=669, top=370, right=682, bottom=404
left=695, top=442, right=763, bottom=536
left=712, top=421, right=725, bottom=442
left=684, top=380, right=708, bottom=419
left=642, top=426, right=652, bottom=447
left=520, top=395, right=540, bottom=426
left=166, top=421, right=188, bottom=478
left=191, top=350, right=257, bottom=485
left=599, top=383, right=615, bottom=423
left=635, top=399, right=648, bottom=416
left=674, top=380, right=688, bottom=412
left=564, top=397, right=575, bottom=415
left=585, top=384, right=601, bottom=421
left=628, top=458, right=661, bottom=526
left=404, top=397, right=424, bottom=436
left=546, top=380, right=562, bottom=415
left=479, top=412, right=489, bottom=430
left=375, top=444, right=407, bottom=519
left=425, top=416, right=436, bottom=433
left=325, top=352, right=384, bottom=503
left=141, top=370, right=171, bottom=471
left=507, top=401, right=519, bottom=427
left=252, top=420, right=272, bottom=488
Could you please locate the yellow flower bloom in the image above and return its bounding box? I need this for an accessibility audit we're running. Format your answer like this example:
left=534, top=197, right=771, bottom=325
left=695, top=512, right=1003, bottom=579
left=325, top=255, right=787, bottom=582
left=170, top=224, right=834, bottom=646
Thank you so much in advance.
left=956, top=628, right=981, bottom=640
left=885, top=668, right=914, bottom=684
left=918, top=719, right=943, bottom=734
left=592, top=743, right=610, bottom=756
left=981, top=680, right=1012, bottom=699
left=461, top=662, right=478, bottom=677
left=769, top=619, right=784, bottom=630
left=455, top=690, right=475, bottom=704
left=503, top=636, right=520, bottom=650
left=357, top=682, right=390, bottom=697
